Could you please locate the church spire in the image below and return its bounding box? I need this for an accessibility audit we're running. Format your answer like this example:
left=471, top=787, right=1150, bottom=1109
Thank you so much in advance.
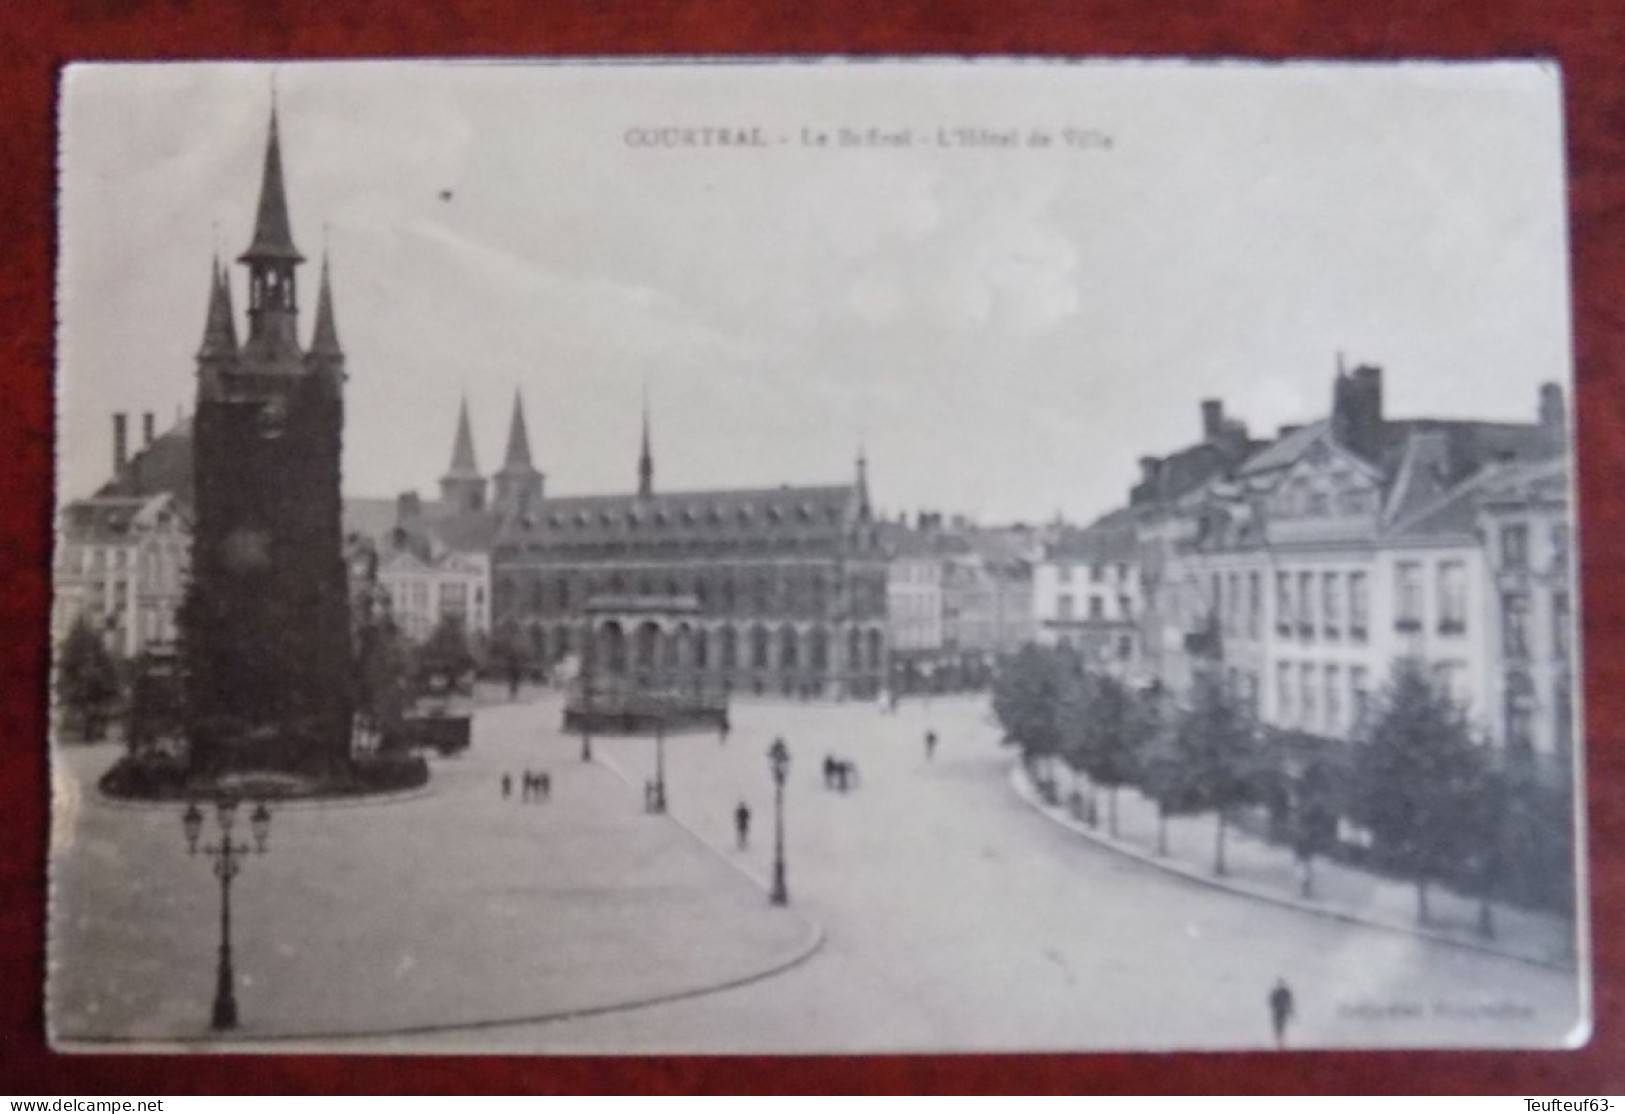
left=493, top=389, right=545, bottom=513
left=637, top=385, right=654, bottom=498
left=309, top=249, right=342, bottom=358
left=439, top=396, right=487, bottom=514
left=500, top=389, right=535, bottom=471
left=447, top=397, right=480, bottom=477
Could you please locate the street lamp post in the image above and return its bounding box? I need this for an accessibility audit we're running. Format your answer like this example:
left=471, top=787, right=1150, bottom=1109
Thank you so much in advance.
left=580, top=618, right=594, bottom=762
left=182, top=794, right=271, bottom=1032
left=767, top=736, right=790, bottom=906
left=650, top=719, right=668, bottom=813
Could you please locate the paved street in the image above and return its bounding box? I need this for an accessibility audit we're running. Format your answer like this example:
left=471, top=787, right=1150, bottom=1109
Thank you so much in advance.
left=51, top=690, right=1583, bottom=1051
left=425, top=692, right=1584, bottom=1053
left=48, top=696, right=817, bottom=1045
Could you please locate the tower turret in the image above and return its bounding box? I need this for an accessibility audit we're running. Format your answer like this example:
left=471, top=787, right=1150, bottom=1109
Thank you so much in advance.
left=196, top=257, right=238, bottom=398
left=306, top=250, right=344, bottom=392
left=440, top=397, right=487, bottom=514
left=493, top=389, right=545, bottom=513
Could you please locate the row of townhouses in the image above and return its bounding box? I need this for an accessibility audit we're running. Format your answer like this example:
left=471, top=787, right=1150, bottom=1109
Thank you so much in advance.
left=1029, top=362, right=1575, bottom=765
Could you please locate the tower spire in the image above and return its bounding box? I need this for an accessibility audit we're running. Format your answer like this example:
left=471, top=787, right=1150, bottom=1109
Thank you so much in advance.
left=439, top=395, right=487, bottom=514
left=493, top=389, right=545, bottom=513
left=447, top=397, right=480, bottom=477
left=310, top=248, right=342, bottom=357
left=197, top=255, right=239, bottom=361
left=238, top=98, right=304, bottom=363
left=240, top=99, right=303, bottom=265
left=501, top=388, right=535, bottom=470
left=637, top=383, right=654, bottom=498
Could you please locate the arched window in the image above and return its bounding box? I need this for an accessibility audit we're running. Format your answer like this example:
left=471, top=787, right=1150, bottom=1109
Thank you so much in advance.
left=635, top=621, right=660, bottom=673
left=867, top=628, right=883, bottom=671
left=751, top=625, right=771, bottom=670
left=810, top=626, right=829, bottom=671
left=779, top=625, right=799, bottom=671
left=694, top=628, right=710, bottom=671
left=720, top=626, right=738, bottom=671
left=600, top=622, right=627, bottom=675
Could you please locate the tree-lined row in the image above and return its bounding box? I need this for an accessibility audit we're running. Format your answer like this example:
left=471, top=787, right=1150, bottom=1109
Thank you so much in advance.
left=992, top=645, right=1574, bottom=927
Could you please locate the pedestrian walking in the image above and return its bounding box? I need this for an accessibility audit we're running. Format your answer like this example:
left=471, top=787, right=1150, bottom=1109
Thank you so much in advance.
left=520, top=770, right=532, bottom=802
left=734, top=800, right=751, bottom=850
left=925, top=730, right=938, bottom=761
left=538, top=771, right=551, bottom=802
left=1268, top=978, right=1295, bottom=1048
left=501, top=772, right=512, bottom=800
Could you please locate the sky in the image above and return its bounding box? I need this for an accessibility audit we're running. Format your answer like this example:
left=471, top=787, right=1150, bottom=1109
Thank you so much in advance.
left=57, top=60, right=1573, bottom=523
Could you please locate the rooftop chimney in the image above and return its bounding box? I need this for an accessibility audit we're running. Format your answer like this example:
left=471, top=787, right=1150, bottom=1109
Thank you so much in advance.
left=397, top=491, right=424, bottom=528
left=142, top=412, right=155, bottom=446
left=112, top=413, right=129, bottom=475
left=1200, top=399, right=1224, bottom=441
left=1331, top=362, right=1384, bottom=458
left=1539, top=382, right=1567, bottom=451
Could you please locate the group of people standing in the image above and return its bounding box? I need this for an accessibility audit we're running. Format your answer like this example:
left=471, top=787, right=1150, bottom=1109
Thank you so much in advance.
left=501, top=770, right=551, bottom=803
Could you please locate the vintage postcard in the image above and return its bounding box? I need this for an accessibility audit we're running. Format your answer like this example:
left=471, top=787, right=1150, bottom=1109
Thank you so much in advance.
left=49, top=59, right=1587, bottom=1052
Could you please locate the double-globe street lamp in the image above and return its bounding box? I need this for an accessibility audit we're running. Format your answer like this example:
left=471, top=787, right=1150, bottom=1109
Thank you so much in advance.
left=182, top=794, right=271, bottom=1031
left=768, top=736, right=790, bottom=906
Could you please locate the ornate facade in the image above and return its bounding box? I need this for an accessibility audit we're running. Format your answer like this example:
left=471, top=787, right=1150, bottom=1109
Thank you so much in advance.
left=1134, top=361, right=1573, bottom=763
left=483, top=406, right=889, bottom=699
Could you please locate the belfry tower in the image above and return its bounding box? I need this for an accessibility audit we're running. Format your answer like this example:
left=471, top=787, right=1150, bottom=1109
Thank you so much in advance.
left=185, top=101, right=354, bottom=778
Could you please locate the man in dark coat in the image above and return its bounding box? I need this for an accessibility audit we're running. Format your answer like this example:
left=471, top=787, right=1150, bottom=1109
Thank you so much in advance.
left=1269, top=978, right=1295, bottom=1048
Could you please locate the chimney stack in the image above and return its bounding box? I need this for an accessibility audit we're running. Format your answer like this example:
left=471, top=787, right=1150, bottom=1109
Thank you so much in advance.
left=1331, top=362, right=1384, bottom=458
left=1539, top=382, right=1567, bottom=451
left=142, top=412, right=155, bottom=446
left=112, top=413, right=128, bottom=475
left=397, top=490, right=424, bottom=528
left=1200, top=399, right=1224, bottom=441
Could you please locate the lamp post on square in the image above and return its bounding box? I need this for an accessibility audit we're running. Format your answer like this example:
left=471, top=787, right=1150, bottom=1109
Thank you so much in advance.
left=182, top=793, right=271, bottom=1031
left=767, top=736, right=791, bottom=906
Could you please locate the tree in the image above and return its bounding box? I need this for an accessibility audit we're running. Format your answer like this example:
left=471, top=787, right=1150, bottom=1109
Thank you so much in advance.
left=1288, top=761, right=1339, bottom=899
left=417, top=614, right=476, bottom=695
left=1172, top=671, right=1261, bottom=875
left=1355, top=657, right=1486, bottom=924
left=1061, top=671, right=1156, bottom=837
left=354, top=610, right=412, bottom=747
left=57, top=616, right=120, bottom=741
left=486, top=617, right=533, bottom=698
left=992, top=644, right=1067, bottom=789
